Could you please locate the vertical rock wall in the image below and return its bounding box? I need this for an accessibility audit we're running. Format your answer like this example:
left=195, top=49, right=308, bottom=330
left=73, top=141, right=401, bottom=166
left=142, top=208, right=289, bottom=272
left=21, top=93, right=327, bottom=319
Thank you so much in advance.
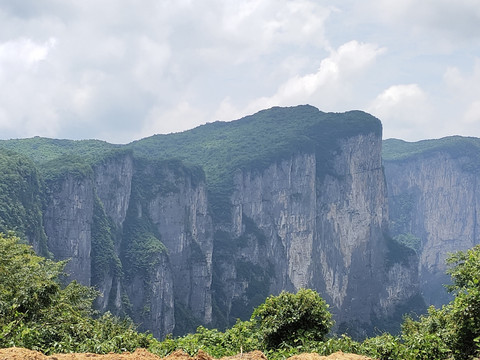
left=42, top=155, right=213, bottom=338
left=144, top=165, right=213, bottom=325
left=214, top=132, right=417, bottom=332
left=384, top=152, right=480, bottom=306
left=44, top=174, right=94, bottom=286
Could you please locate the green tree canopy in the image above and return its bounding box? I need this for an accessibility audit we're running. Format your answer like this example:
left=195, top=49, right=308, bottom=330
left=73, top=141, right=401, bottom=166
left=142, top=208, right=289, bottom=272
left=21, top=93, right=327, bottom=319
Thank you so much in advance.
left=0, top=232, right=155, bottom=354
left=251, top=288, right=333, bottom=349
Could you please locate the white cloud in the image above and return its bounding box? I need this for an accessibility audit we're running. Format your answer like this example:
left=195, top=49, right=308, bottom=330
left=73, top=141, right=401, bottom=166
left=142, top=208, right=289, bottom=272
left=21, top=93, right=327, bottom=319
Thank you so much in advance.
left=0, top=37, right=60, bottom=138
left=0, top=37, right=56, bottom=74
left=243, top=40, right=386, bottom=115
left=363, top=0, right=480, bottom=51
left=443, top=59, right=480, bottom=134
left=368, top=84, right=434, bottom=140
left=464, top=101, right=480, bottom=124
left=138, top=101, right=207, bottom=139
left=0, top=0, right=479, bottom=142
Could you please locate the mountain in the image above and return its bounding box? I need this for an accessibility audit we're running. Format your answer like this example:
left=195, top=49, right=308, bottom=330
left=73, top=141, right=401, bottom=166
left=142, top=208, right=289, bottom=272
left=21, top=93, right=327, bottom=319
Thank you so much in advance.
left=0, top=105, right=421, bottom=337
left=383, top=136, right=480, bottom=307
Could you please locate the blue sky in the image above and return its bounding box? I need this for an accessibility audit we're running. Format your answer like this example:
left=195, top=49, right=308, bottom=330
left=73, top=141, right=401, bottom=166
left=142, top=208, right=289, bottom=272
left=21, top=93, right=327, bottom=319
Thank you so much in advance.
left=0, top=0, right=479, bottom=143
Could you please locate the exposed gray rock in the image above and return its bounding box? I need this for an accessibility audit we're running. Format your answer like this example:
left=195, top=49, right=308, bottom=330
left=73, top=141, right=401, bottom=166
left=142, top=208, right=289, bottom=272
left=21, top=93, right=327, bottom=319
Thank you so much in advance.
left=385, top=152, right=480, bottom=306
left=215, top=132, right=417, bottom=332
left=43, top=174, right=94, bottom=286
left=124, top=252, right=175, bottom=338
left=94, top=154, right=134, bottom=228
left=143, top=164, right=213, bottom=325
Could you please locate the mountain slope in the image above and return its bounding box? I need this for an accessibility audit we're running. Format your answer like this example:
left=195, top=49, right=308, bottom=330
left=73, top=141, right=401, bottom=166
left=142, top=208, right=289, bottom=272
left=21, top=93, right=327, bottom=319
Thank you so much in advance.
left=0, top=106, right=417, bottom=337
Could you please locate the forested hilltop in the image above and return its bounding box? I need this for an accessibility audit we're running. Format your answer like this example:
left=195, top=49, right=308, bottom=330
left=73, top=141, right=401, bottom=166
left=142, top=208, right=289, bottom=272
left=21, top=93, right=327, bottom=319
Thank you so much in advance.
left=1, top=105, right=480, bottom=351
left=0, top=105, right=380, bottom=220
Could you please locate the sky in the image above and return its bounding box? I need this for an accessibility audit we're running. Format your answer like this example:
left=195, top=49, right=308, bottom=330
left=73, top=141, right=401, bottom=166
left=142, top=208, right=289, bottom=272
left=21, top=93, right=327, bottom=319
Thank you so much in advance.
left=0, top=1, right=480, bottom=144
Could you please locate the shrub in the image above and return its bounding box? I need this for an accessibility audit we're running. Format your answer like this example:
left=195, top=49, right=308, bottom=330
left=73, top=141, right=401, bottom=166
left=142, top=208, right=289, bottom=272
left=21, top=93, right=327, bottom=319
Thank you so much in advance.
left=251, top=288, right=333, bottom=349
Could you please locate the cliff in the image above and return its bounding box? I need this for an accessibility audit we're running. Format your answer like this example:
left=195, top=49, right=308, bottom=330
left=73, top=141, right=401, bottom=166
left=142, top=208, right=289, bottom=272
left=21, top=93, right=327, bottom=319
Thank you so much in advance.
left=383, top=137, right=480, bottom=306
left=212, top=130, right=419, bottom=334
left=0, top=106, right=422, bottom=337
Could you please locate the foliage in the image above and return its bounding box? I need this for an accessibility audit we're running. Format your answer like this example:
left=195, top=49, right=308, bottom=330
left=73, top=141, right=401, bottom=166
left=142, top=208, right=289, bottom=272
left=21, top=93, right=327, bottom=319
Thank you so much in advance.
left=151, top=246, right=480, bottom=360
left=400, top=308, right=452, bottom=360
left=122, top=218, right=166, bottom=278
left=0, top=149, right=49, bottom=256
left=129, top=106, right=381, bottom=220
left=383, top=136, right=480, bottom=173
left=396, top=245, right=480, bottom=359
left=393, top=233, right=421, bottom=254
left=444, top=245, right=480, bottom=358
left=385, top=234, right=416, bottom=268
left=40, top=154, right=93, bottom=183
left=90, top=196, right=122, bottom=288
left=0, top=232, right=158, bottom=354
left=251, top=289, right=334, bottom=349
left=0, top=137, right=121, bottom=165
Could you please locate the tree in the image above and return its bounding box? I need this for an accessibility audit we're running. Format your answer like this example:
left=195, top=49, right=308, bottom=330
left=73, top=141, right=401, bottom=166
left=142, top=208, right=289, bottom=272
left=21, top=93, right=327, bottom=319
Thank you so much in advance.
left=400, top=245, right=480, bottom=360
left=444, top=245, right=480, bottom=358
left=251, top=288, right=333, bottom=349
left=0, top=232, right=155, bottom=354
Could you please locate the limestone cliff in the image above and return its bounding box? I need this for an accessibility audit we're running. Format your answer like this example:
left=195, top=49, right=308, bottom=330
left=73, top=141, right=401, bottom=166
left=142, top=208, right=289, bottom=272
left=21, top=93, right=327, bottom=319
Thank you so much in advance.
left=213, top=131, right=419, bottom=334
left=123, top=159, right=213, bottom=335
left=383, top=138, right=480, bottom=306
left=0, top=106, right=426, bottom=338
left=44, top=173, right=95, bottom=286
left=40, top=153, right=212, bottom=338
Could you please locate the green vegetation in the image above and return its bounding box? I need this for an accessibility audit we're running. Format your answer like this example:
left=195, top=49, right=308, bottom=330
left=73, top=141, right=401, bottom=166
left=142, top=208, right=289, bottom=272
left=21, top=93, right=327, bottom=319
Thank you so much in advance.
left=385, top=234, right=417, bottom=268
left=90, top=196, right=122, bottom=290
left=0, top=232, right=156, bottom=354
left=0, top=149, right=49, bottom=256
left=383, top=136, right=480, bottom=173
left=252, top=289, right=333, bottom=349
left=129, top=106, right=381, bottom=220
left=2, top=230, right=480, bottom=359
left=154, top=246, right=480, bottom=360
left=0, top=137, right=120, bottom=165
left=393, top=233, right=422, bottom=253
left=0, top=106, right=382, bottom=224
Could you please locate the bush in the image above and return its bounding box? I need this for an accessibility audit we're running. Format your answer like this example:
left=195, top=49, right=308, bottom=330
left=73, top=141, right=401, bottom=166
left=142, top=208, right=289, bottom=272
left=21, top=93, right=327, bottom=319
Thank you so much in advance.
left=0, top=232, right=157, bottom=354
left=251, top=288, right=333, bottom=349
left=394, top=245, right=480, bottom=360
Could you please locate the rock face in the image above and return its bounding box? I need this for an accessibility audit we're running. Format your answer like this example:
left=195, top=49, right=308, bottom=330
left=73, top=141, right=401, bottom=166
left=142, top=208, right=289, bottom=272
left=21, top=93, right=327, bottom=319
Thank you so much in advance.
left=384, top=149, right=480, bottom=306
left=313, top=134, right=389, bottom=327
left=213, top=132, right=418, bottom=333
left=40, top=155, right=212, bottom=338
left=0, top=107, right=427, bottom=338
left=44, top=174, right=95, bottom=286
left=93, top=154, right=134, bottom=228
left=126, top=160, right=213, bottom=335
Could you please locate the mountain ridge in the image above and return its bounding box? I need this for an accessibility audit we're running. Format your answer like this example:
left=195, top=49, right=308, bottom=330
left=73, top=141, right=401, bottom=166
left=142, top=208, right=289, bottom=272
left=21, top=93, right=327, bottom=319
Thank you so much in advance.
left=1, top=105, right=462, bottom=338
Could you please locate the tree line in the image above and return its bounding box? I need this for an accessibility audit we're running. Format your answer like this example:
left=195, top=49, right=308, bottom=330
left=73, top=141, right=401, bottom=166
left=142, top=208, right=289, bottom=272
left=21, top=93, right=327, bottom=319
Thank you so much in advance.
left=1, top=231, right=479, bottom=359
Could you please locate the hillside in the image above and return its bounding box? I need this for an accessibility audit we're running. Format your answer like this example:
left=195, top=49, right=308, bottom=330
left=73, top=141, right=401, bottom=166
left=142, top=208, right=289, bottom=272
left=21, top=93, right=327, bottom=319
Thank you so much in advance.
left=0, top=105, right=415, bottom=338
